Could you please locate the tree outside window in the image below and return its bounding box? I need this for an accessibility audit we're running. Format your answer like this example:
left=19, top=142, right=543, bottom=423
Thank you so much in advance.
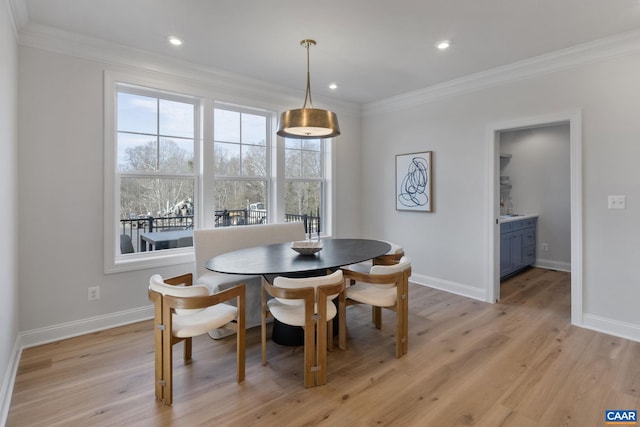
left=284, top=138, right=323, bottom=234
left=117, top=89, right=196, bottom=252
left=212, top=107, right=269, bottom=226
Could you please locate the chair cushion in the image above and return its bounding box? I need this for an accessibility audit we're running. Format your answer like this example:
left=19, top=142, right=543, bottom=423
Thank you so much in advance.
left=346, top=283, right=397, bottom=307
left=345, top=257, right=411, bottom=307
left=149, top=274, right=210, bottom=315
left=172, top=303, right=238, bottom=338
left=272, top=270, right=343, bottom=306
left=267, top=299, right=337, bottom=327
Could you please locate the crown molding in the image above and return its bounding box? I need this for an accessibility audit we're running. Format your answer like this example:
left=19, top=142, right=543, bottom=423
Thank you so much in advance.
left=364, top=28, right=640, bottom=116
left=5, top=0, right=27, bottom=40
left=17, top=22, right=361, bottom=117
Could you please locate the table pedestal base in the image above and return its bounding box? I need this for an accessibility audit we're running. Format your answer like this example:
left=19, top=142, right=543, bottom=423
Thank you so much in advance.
left=271, top=314, right=340, bottom=346
left=271, top=320, right=304, bottom=346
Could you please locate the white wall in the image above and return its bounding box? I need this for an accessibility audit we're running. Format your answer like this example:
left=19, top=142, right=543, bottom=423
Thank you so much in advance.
left=16, top=46, right=362, bottom=339
left=362, top=51, right=640, bottom=338
left=501, top=124, right=571, bottom=271
left=0, top=0, right=19, bottom=421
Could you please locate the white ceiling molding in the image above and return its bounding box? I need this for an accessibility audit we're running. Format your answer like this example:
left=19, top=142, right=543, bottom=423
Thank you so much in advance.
left=363, top=28, right=640, bottom=116
left=6, top=0, right=28, bottom=39
left=17, top=21, right=361, bottom=117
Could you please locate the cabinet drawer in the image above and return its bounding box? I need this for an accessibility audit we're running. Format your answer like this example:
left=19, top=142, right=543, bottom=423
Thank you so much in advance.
left=523, top=247, right=536, bottom=265
left=523, top=217, right=537, bottom=228
left=509, top=220, right=524, bottom=231
left=522, top=227, right=536, bottom=247
left=501, top=221, right=523, bottom=232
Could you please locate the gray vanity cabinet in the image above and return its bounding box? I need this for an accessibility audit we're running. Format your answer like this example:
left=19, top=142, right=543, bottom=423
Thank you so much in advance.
left=500, top=217, right=537, bottom=279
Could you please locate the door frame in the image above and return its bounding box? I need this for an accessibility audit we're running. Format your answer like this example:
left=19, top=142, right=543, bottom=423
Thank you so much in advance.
left=485, top=110, right=583, bottom=326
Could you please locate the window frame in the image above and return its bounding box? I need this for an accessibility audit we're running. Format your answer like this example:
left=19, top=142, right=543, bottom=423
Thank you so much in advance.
left=209, top=103, right=272, bottom=227
left=104, top=71, right=334, bottom=274
left=105, top=72, right=200, bottom=273
left=283, top=137, right=326, bottom=235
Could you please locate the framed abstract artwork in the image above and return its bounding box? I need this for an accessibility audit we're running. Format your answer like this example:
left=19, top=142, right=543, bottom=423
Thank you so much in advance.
left=396, top=151, right=432, bottom=212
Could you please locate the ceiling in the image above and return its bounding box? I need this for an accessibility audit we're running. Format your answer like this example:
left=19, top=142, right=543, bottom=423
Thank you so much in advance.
left=16, top=0, right=640, bottom=105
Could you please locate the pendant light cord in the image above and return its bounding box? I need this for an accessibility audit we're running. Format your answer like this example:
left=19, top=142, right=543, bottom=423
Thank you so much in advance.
left=302, top=39, right=314, bottom=109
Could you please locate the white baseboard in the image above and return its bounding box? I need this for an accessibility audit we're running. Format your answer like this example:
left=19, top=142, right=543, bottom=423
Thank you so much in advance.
left=20, top=305, right=154, bottom=349
left=0, top=335, right=22, bottom=427
left=534, top=259, right=571, bottom=272
left=582, top=313, right=640, bottom=343
left=410, top=273, right=486, bottom=302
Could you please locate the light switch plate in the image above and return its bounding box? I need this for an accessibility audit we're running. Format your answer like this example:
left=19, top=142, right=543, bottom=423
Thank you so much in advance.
left=608, top=195, right=626, bottom=209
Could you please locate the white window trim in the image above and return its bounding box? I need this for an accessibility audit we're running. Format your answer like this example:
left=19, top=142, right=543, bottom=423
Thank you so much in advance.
left=104, top=70, right=335, bottom=273
left=104, top=71, right=197, bottom=273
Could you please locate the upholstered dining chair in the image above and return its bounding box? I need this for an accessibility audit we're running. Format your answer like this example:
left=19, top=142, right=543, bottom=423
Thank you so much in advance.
left=261, top=270, right=346, bottom=387
left=344, top=241, right=404, bottom=273
left=341, top=257, right=411, bottom=358
left=148, top=273, right=245, bottom=405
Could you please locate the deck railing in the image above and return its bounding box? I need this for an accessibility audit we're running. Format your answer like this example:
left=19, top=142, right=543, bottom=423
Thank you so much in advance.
left=120, top=211, right=320, bottom=253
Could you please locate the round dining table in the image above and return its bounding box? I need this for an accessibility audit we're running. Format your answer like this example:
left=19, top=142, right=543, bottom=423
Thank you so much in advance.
left=205, top=238, right=391, bottom=276
left=205, top=238, right=391, bottom=345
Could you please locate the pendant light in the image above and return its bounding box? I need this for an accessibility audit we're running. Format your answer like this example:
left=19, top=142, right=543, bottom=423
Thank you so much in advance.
left=277, top=39, right=340, bottom=139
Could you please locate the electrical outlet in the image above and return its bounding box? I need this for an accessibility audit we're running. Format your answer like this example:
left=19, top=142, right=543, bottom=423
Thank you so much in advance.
left=608, top=195, right=626, bottom=209
left=541, top=243, right=549, bottom=252
left=88, top=286, right=100, bottom=301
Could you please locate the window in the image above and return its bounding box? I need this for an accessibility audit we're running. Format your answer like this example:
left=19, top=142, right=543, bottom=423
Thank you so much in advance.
left=114, top=84, right=197, bottom=259
left=212, top=106, right=270, bottom=227
left=105, top=72, right=333, bottom=273
left=284, top=138, right=324, bottom=236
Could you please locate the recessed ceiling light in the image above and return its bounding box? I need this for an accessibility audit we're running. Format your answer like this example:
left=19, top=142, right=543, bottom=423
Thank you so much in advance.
left=168, top=36, right=183, bottom=46
left=329, top=83, right=338, bottom=90
left=436, top=40, right=451, bottom=50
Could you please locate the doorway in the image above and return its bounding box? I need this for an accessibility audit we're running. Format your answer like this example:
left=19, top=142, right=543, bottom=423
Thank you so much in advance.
left=485, top=111, right=583, bottom=326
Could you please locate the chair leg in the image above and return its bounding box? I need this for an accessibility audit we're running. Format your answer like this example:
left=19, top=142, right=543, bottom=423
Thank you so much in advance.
left=316, top=320, right=328, bottom=386
left=402, top=283, right=409, bottom=356
left=162, top=327, right=174, bottom=405
left=303, top=324, right=316, bottom=388
left=338, top=292, right=347, bottom=351
left=395, top=305, right=404, bottom=358
left=261, top=281, right=268, bottom=366
left=237, top=290, right=246, bottom=383
left=183, top=337, right=192, bottom=361
left=373, top=306, right=382, bottom=329
left=153, top=323, right=163, bottom=401
left=327, top=319, right=334, bottom=352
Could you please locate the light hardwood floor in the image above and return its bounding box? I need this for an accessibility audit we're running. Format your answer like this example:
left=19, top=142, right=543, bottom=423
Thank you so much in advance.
left=7, top=268, right=640, bottom=426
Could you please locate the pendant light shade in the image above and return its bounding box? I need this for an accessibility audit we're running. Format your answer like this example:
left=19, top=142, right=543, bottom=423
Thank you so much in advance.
left=277, top=40, right=340, bottom=139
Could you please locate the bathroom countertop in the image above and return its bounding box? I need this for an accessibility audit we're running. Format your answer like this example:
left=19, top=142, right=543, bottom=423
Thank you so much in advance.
left=498, top=214, right=538, bottom=223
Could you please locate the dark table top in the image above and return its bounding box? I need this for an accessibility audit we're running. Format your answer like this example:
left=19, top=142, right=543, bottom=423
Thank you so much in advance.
left=205, top=238, right=391, bottom=276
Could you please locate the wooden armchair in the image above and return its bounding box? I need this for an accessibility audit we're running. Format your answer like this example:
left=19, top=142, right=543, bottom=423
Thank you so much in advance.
left=148, top=273, right=245, bottom=405
left=341, top=257, right=411, bottom=358
left=343, top=241, right=405, bottom=273
left=261, top=270, right=346, bottom=387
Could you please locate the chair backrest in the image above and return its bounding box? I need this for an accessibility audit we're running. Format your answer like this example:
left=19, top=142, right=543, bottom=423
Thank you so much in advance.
left=368, top=256, right=411, bottom=288
left=385, top=241, right=404, bottom=255
left=149, top=274, right=209, bottom=315
left=272, top=270, right=344, bottom=306
left=370, top=241, right=404, bottom=265
left=193, top=222, right=306, bottom=277
left=120, top=234, right=135, bottom=254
